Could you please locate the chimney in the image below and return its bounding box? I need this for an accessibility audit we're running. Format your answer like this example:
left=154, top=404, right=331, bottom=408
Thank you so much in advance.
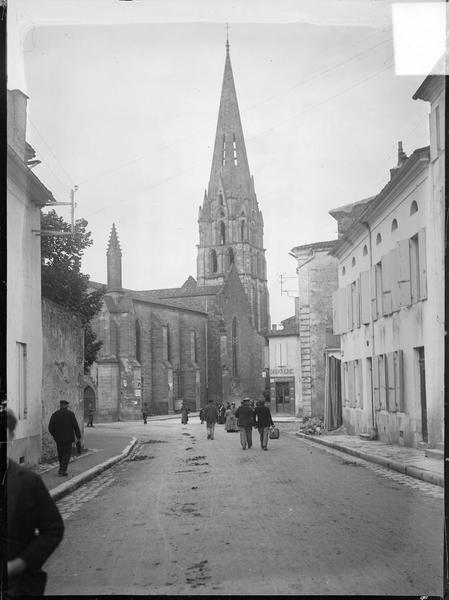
left=390, top=141, right=408, bottom=180
left=7, top=89, right=29, bottom=161
left=272, top=324, right=277, bottom=332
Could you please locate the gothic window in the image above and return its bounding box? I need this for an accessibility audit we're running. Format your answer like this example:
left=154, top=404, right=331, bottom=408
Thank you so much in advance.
left=391, top=218, right=398, bottom=231
left=232, top=317, right=239, bottom=377
left=376, top=233, right=382, bottom=245
left=363, top=245, right=368, bottom=256
left=222, top=134, right=226, bottom=166
left=218, top=193, right=223, bottom=206
left=220, top=221, right=226, bottom=245
left=190, top=330, right=197, bottom=362
left=228, top=248, right=234, bottom=267
left=351, top=257, right=356, bottom=267
left=135, top=320, right=142, bottom=363
left=210, top=249, right=218, bottom=273
left=240, top=220, right=245, bottom=241
left=162, top=325, right=170, bottom=361
left=233, top=133, right=238, bottom=165
left=410, top=200, right=418, bottom=215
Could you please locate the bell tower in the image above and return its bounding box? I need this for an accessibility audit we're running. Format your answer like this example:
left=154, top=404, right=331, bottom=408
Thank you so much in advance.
left=107, top=223, right=122, bottom=292
left=196, top=39, right=270, bottom=333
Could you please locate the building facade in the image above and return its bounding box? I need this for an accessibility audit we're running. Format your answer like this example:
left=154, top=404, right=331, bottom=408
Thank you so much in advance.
left=267, top=318, right=301, bottom=415
left=330, top=138, right=443, bottom=448
left=289, top=241, right=339, bottom=418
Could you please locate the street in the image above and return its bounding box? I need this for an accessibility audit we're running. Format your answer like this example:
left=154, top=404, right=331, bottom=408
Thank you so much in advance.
left=46, top=419, right=443, bottom=596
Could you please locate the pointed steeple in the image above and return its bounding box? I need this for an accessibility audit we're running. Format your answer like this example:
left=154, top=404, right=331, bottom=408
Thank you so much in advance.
left=107, top=223, right=122, bottom=292
left=208, top=41, right=251, bottom=200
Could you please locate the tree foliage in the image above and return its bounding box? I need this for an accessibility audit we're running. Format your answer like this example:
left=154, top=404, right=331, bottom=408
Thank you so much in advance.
left=41, top=210, right=105, bottom=371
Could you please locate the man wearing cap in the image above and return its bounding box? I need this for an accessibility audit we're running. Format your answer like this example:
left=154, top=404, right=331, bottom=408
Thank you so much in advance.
left=234, top=397, right=255, bottom=450
left=48, top=400, right=82, bottom=476
left=203, top=399, right=219, bottom=440
left=254, top=397, right=275, bottom=450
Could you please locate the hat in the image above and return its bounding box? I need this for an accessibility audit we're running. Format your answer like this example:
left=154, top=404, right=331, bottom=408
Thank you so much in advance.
left=243, top=397, right=251, bottom=402
left=60, top=399, right=69, bottom=405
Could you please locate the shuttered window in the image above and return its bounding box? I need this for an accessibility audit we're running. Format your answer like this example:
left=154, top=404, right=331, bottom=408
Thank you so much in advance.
left=379, top=354, right=387, bottom=410
left=354, top=359, right=363, bottom=408
left=381, top=254, right=393, bottom=316
left=332, top=287, right=348, bottom=334
left=372, top=355, right=380, bottom=411
left=348, top=361, right=355, bottom=407
left=360, top=270, right=371, bottom=324
left=347, top=284, right=353, bottom=331
left=394, top=350, right=405, bottom=412
left=386, top=352, right=395, bottom=412
left=418, top=228, right=427, bottom=300
left=371, top=265, right=378, bottom=321
left=397, top=238, right=412, bottom=307
left=390, top=247, right=400, bottom=312
left=375, top=262, right=383, bottom=319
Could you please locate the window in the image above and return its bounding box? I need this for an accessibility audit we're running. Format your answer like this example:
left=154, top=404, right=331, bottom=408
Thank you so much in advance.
left=350, top=280, right=360, bottom=329
left=228, top=247, right=234, bottom=266
left=210, top=249, right=217, bottom=273
left=410, top=200, right=418, bottom=215
left=376, top=233, right=382, bottom=245
left=391, top=218, right=398, bottom=232
left=190, top=330, right=197, bottom=362
left=222, top=135, right=226, bottom=166
left=375, top=261, right=383, bottom=318
left=17, top=342, right=27, bottom=419
left=351, top=257, right=356, bottom=267
left=363, top=245, right=368, bottom=256
left=218, top=193, right=223, bottom=206
left=232, top=318, right=239, bottom=376
left=342, top=266, right=346, bottom=276
left=275, top=342, right=287, bottom=367
left=220, top=222, right=226, bottom=245
left=135, top=320, right=141, bottom=363
left=233, top=133, right=238, bottom=165
left=240, top=220, right=245, bottom=241
left=162, top=326, right=169, bottom=361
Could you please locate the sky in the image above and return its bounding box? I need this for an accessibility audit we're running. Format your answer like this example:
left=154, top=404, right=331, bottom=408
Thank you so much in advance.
left=8, top=0, right=445, bottom=324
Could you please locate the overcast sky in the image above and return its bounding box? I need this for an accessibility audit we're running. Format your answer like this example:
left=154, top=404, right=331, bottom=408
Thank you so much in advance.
left=9, top=0, right=443, bottom=324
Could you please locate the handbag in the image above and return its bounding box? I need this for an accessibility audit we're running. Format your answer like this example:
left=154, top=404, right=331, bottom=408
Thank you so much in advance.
left=269, top=427, right=280, bottom=440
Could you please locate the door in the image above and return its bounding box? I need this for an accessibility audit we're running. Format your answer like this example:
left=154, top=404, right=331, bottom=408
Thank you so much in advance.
left=417, top=347, right=428, bottom=443
left=83, top=386, right=96, bottom=417
left=275, top=381, right=292, bottom=413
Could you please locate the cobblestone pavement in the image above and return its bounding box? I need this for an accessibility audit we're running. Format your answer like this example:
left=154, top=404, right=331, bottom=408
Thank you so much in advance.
left=57, top=470, right=115, bottom=520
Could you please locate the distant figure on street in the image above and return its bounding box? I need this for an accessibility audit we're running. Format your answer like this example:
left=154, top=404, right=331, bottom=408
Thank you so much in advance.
left=48, top=399, right=82, bottom=476
left=6, top=408, right=64, bottom=597
left=181, top=403, right=190, bottom=425
left=86, top=402, right=95, bottom=427
left=217, top=402, right=226, bottom=424
left=199, top=407, right=205, bottom=424
left=254, top=397, right=275, bottom=450
left=142, top=401, right=149, bottom=425
left=235, top=397, right=255, bottom=450
left=203, top=399, right=218, bottom=440
left=225, top=402, right=238, bottom=432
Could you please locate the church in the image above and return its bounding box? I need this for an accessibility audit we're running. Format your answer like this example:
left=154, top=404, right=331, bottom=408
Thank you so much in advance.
left=87, top=40, right=271, bottom=419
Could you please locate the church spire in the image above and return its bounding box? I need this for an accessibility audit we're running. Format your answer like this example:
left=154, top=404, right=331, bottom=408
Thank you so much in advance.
left=107, top=223, right=122, bottom=292
left=208, top=39, right=251, bottom=200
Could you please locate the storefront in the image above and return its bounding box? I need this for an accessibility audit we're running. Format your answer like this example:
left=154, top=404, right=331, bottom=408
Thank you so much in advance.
left=269, top=368, right=296, bottom=414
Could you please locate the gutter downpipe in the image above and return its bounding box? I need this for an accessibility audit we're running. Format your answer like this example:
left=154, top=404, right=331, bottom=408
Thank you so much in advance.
left=361, top=221, right=376, bottom=432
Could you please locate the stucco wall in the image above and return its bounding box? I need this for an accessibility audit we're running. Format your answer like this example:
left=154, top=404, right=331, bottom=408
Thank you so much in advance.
left=41, top=298, right=84, bottom=461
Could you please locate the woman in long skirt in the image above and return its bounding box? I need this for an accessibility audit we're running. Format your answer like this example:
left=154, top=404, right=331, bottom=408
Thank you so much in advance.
left=181, top=404, right=190, bottom=424
left=225, top=402, right=238, bottom=432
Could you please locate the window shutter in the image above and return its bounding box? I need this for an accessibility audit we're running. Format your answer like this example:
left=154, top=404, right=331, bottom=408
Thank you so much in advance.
left=379, top=355, right=387, bottom=410
left=397, top=239, right=412, bottom=307
left=381, top=253, right=392, bottom=315
left=354, top=278, right=361, bottom=329
left=394, top=350, right=404, bottom=412
left=342, top=362, right=348, bottom=405
left=372, top=355, right=380, bottom=411
left=390, top=247, right=400, bottom=312
left=275, top=343, right=281, bottom=367
left=358, top=360, right=363, bottom=409
left=332, top=290, right=339, bottom=334
left=386, top=352, right=395, bottom=412
left=347, top=284, right=353, bottom=331
left=360, top=270, right=370, bottom=324
left=370, top=265, right=378, bottom=320
left=339, top=287, right=348, bottom=333
left=418, top=228, right=427, bottom=300
left=348, top=361, right=355, bottom=407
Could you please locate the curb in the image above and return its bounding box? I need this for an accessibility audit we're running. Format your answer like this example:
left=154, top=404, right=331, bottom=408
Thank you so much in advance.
left=295, top=432, right=443, bottom=488
left=50, top=437, right=138, bottom=501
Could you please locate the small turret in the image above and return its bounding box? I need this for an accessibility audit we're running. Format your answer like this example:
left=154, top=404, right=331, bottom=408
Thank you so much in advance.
left=107, top=223, right=122, bottom=292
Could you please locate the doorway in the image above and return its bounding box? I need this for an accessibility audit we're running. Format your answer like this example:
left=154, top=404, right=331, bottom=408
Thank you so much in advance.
left=83, top=386, right=96, bottom=417
left=416, top=347, right=428, bottom=443
left=275, top=381, right=291, bottom=413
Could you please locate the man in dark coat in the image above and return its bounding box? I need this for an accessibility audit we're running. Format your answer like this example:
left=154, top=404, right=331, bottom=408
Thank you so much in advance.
left=254, top=397, right=275, bottom=450
left=86, top=401, right=95, bottom=427
left=6, top=408, right=64, bottom=597
left=234, top=397, right=255, bottom=450
left=203, top=399, right=218, bottom=440
left=48, top=399, right=82, bottom=476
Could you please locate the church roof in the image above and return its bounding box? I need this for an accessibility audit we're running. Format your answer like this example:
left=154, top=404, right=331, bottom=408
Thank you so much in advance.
left=208, top=41, right=252, bottom=200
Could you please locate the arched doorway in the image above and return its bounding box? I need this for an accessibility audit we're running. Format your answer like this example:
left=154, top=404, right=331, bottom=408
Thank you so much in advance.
left=83, top=386, right=96, bottom=417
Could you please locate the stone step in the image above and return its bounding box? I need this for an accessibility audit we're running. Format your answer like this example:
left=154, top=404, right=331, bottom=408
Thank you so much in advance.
left=425, top=448, right=444, bottom=460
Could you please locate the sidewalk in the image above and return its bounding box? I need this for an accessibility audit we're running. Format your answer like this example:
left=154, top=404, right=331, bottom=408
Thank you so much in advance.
left=296, top=431, right=444, bottom=487
left=38, top=426, right=137, bottom=500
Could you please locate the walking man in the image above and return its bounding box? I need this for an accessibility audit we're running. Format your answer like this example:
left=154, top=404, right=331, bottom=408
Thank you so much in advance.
left=254, top=397, right=274, bottom=450
left=235, top=397, right=254, bottom=450
left=142, top=401, right=149, bottom=424
left=48, top=400, right=82, bottom=476
left=86, top=402, right=95, bottom=427
left=203, top=399, right=218, bottom=440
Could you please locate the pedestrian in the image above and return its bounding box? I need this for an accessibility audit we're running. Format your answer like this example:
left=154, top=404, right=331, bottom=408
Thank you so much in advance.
left=181, top=403, right=190, bottom=425
left=142, top=401, right=149, bottom=424
left=254, top=397, right=275, bottom=450
left=234, top=397, right=255, bottom=450
left=6, top=408, right=65, bottom=597
left=48, top=399, right=82, bottom=476
left=217, top=402, right=226, bottom=424
left=203, top=399, right=218, bottom=440
left=86, top=401, right=95, bottom=427
left=225, top=402, right=238, bottom=432
left=199, top=407, right=205, bottom=424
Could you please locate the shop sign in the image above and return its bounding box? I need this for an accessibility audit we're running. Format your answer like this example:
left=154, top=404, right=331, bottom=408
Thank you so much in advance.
left=270, top=367, right=294, bottom=376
